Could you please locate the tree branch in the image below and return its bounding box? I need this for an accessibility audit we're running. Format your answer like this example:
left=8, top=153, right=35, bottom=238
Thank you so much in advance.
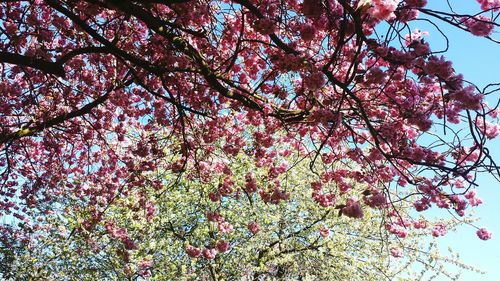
left=0, top=51, right=65, bottom=77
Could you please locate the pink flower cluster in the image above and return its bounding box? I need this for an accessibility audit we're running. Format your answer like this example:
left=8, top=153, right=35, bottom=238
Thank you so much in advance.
left=302, top=0, right=323, bottom=19
left=386, top=223, right=408, bottom=238
left=259, top=186, right=290, bottom=204
left=245, top=172, right=258, bottom=193
left=342, top=199, right=364, bottom=218
left=423, top=56, right=454, bottom=79
left=449, top=195, right=468, bottom=217
left=475, top=117, right=500, bottom=139
left=431, top=223, right=447, bottom=237
left=218, top=177, right=235, bottom=197
left=186, top=242, right=230, bottom=260
left=477, top=0, right=500, bottom=11
left=208, top=192, right=221, bottom=202
left=413, top=219, right=428, bottom=229
left=203, top=248, right=217, bottom=259
left=465, top=190, right=483, bottom=207
left=216, top=240, right=231, bottom=252
left=218, top=221, right=233, bottom=234
left=319, top=226, right=330, bottom=237
left=463, top=15, right=494, bottom=37
left=247, top=221, right=261, bottom=234
left=406, top=0, right=427, bottom=8
left=303, top=71, right=325, bottom=91
left=104, top=221, right=137, bottom=250
left=364, top=192, right=387, bottom=208
left=369, top=0, right=399, bottom=21
left=449, top=85, right=483, bottom=110
left=308, top=109, right=341, bottom=126
left=206, top=211, right=224, bottom=223
left=254, top=17, right=276, bottom=35
left=206, top=211, right=233, bottom=234
left=300, top=24, right=316, bottom=41
left=139, top=258, right=153, bottom=270
left=414, top=197, right=431, bottom=212
left=404, top=29, right=428, bottom=46
left=186, top=245, right=202, bottom=258
left=312, top=191, right=337, bottom=207
left=390, top=247, right=404, bottom=258
left=476, top=227, right=493, bottom=240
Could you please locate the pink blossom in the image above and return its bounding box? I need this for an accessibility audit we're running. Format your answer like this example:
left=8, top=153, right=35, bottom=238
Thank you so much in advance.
left=208, top=192, right=221, bottom=202
left=218, top=221, right=233, bottom=234
left=477, top=0, right=500, bottom=11
left=186, top=245, right=202, bottom=258
left=139, top=258, right=153, bottom=270
left=463, top=16, right=494, bottom=37
left=364, top=193, right=387, bottom=208
left=216, top=240, right=231, bottom=252
left=406, top=0, right=427, bottom=8
left=424, top=56, right=454, bottom=79
left=218, top=177, right=234, bottom=197
left=206, top=211, right=224, bottom=223
left=414, top=198, right=431, bottom=212
left=413, top=219, right=428, bottom=229
left=123, top=265, right=133, bottom=276
left=300, top=24, right=316, bottom=41
left=260, top=186, right=290, bottom=204
left=170, top=161, right=184, bottom=173
left=310, top=181, right=322, bottom=191
left=202, top=248, right=218, bottom=259
left=386, top=223, right=409, bottom=238
left=247, top=221, right=260, bottom=234
left=398, top=6, right=420, bottom=22
left=390, top=247, right=404, bottom=258
left=312, top=191, right=337, bottom=207
left=245, top=180, right=258, bottom=193
left=404, top=29, right=429, bottom=46
left=245, top=172, right=258, bottom=193
left=319, top=226, right=330, bottom=237
left=475, top=117, right=500, bottom=139
left=122, top=238, right=137, bottom=250
left=369, top=0, right=399, bottom=21
left=476, top=227, right=493, bottom=240
left=431, top=223, right=447, bottom=237
left=342, top=199, right=364, bottom=218
left=302, top=0, right=323, bottom=19
left=254, top=18, right=276, bottom=35
left=465, top=190, right=483, bottom=207
left=412, top=41, right=431, bottom=56
left=303, top=71, right=325, bottom=91
left=450, top=85, right=482, bottom=110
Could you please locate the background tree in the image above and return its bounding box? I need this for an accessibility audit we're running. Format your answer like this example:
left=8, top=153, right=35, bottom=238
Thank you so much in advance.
left=4, top=145, right=479, bottom=280
left=0, top=0, right=498, bottom=266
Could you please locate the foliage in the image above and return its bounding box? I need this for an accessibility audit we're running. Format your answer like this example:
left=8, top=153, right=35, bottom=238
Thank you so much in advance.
left=0, top=0, right=499, bottom=278
left=5, top=149, right=478, bottom=280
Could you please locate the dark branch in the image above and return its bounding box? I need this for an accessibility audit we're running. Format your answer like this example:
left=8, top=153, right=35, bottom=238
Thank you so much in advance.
left=0, top=51, right=65, bottom=77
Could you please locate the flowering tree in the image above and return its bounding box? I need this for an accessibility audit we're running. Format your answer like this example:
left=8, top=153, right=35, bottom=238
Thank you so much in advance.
left=0, top=0, right=499, bottom=261
left=4, top=149, right=477, bottom=280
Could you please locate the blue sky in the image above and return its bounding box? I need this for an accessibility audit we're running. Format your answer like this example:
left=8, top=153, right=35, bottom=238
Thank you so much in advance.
left=416, top=1, right=500, bottom=280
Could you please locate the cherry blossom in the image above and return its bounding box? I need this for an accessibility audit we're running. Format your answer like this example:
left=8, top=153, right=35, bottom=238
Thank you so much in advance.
left=216, top=240, right=231, bottom=253
left=247, top=222, right=261, bottom=234
left=0, top=0, right=498, bottom=252
left=202, top=248, right=218, bottom=260
left=320, top=226, right=330, bottom=237
left=476, top=227, right=493, bottom=240
left=463, top=15, right=495, bottom=36
left=342, top=199, right=364, bottom=219
left=186, top=245, right=202, bottom=258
